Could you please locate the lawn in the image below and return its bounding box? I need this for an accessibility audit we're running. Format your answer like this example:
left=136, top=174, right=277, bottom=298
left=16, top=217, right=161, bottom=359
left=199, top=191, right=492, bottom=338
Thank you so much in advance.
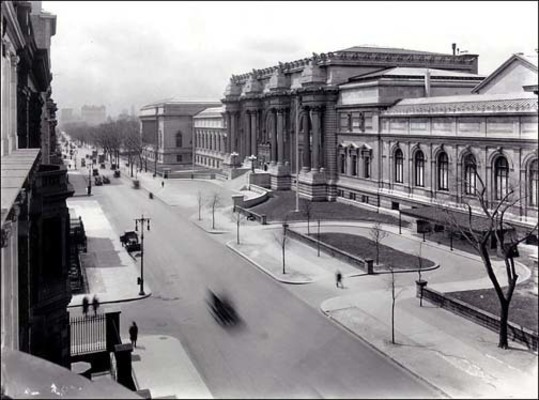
left=315, top=232, right=435, bottom=271
left=250, top=190, right=407, bottom=227
left=448, top=279, right=538, bottom=333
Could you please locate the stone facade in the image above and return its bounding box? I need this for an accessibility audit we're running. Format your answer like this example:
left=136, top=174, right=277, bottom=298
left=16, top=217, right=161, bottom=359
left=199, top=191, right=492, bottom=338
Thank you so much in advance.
left=222, top=46, right=480, bottom=200
left=139, top=100, right=221, bottom=173
left=193, top=106, right=227, bottom=169
left=1, top=0, right=74, bottom=368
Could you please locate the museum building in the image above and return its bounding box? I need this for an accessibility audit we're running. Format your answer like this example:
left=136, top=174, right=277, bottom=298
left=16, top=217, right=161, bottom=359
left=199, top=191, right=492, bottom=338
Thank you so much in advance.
left=219, top=46, right=537, bottom=225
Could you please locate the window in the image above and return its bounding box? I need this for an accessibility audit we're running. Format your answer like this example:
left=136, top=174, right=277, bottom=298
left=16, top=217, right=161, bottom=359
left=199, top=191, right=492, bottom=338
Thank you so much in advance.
left=414, top=150, right=425, bottom=187
left=494, top=156, right=509, bottom=200
left=394, top=149, right=403, bottom=183
left=464, top=154, right=477, bottom=195
left=176, top=132, right=183, bottom=148
left=337, top=189, right=345, bottom=197
left=438, top=152, right=449, bottom=191
left=529, top=159, right=538, bottom=207
left=340, top=153, right=346, bottom=174
left=176, top=154, right=183, bottom=162
left=361, top=195, right=369, bottom=203
left=351, top=155, right=357, bottom=176
left=349, top=192, right=356, bottom=200
left=364, top=154, right=371, bottom=178
left=347, top=113, right=353, bottom=132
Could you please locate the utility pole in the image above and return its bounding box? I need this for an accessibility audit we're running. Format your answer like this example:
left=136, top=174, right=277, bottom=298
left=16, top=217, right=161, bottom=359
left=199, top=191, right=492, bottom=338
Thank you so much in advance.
left=135, top=214, right=151, bottom=295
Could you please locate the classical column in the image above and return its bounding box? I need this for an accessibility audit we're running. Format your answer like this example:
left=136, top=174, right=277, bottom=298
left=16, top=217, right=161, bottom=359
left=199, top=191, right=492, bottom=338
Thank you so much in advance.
left=311, top=106, right=322, bottom=172
left=302, top=107, right=311, bottom=171
left=230, top=112, right=237, bottom=153
left=277, top=108, right=286, bottom=166
left=250, top=110, right=258, bottom=156
left=225, top=112, right=231, bottom=153
left=270, top=109, right=277, bottom=165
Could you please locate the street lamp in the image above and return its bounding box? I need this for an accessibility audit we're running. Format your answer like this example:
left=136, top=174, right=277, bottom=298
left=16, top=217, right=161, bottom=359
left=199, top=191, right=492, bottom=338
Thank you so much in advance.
left=135, top=214, right=151, bottom=296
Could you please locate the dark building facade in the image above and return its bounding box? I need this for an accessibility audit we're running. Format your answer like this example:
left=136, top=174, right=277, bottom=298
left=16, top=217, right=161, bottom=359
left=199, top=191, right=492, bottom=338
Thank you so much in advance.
left=1, top=0, right=74, bottom=369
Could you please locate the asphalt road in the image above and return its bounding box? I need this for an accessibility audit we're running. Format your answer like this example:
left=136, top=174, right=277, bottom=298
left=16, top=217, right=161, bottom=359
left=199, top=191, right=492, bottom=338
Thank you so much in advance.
left=68, top=159, right=440, bottom=398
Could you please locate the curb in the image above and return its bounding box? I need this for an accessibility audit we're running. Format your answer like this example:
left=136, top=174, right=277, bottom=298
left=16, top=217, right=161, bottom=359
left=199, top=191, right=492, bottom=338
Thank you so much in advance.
left=320, top=306, right=450, bottom=399
left=225, top=241, right=313, bottom=285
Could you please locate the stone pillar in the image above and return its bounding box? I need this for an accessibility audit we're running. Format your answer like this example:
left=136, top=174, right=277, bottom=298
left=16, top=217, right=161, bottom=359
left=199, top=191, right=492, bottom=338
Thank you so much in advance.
left=277, top=108, right=286, bottom=166
left=302, top=108, right=311, bottom=171
left=251, top=110, right=258, bottom=156
left=244, top=111, right=251, bottom=159
left=311, top=106, right=322, bottom=172
left=225, top=112, right=231, bottom=153
left=114, top=343, right=136, bottom=391
left=270, top=110, right=277, bottom=165
left=230, top=112, right=237, bottom=153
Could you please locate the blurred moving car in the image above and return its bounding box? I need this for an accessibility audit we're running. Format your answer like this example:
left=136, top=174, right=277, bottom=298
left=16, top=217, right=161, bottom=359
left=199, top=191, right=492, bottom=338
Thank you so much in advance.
left=207, top=290, right=239, bottom=327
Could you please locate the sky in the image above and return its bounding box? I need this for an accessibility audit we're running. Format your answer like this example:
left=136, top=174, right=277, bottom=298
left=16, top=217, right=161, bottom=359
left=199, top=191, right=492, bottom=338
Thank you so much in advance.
left=42, top=1, right=538, bottom=118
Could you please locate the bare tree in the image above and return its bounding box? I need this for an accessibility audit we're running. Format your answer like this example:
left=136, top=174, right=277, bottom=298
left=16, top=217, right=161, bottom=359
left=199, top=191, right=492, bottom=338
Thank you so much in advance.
left=230, top=209, right=247, bottom=245
left=302, top=200, right=314, bottom=235
left=274, top=217, right=290, bottom=274
left=369, top=221, right=389, bottom=266
left=441, top=169, right=538, bottom=349
left=387, top=264, right=404, bottom=344
left=197, top=190, right=204, bottom=221
left=415, top=242, right=426, bottom=307
left=209, top=192, right=220, bottom=230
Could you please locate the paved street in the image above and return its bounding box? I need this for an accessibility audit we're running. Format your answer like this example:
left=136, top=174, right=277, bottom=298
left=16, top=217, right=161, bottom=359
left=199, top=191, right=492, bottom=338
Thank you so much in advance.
left=67, top=161, right=440, bottom=398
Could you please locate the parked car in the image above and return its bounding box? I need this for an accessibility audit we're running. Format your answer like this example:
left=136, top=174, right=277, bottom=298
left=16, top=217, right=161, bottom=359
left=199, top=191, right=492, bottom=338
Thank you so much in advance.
left=92, top=168, right=99, bottom=176
left=113, top=170, right=121, bottom=178
left=120, top=230, right=141, bottom=252
left=94, top=176, right=103, bottom=186
left=81, top=158, right=86, bottom=167
left=102, top=175, right=110, bottom=184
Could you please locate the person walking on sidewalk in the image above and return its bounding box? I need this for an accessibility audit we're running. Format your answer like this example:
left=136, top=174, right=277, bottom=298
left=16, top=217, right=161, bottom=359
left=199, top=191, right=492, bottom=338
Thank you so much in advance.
left=336, top=270, right=344, bottom=288
left=82, top=296, right=89, bottom=317
left=129, top=322, right=139, bottom=348
left=161, top=181, right=165, bottom=188
left=92, top=295, right=100, bottom=316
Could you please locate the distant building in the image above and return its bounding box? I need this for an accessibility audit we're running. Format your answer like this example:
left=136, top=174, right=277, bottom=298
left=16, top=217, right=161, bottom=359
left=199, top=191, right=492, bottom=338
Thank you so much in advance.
left=80, top=105, right=106, bottom=126
left=60, top=108, right=75, bottom=125
left=139, top=100, right=221, bottom=172
left=193, top=106, right=227, bottom=169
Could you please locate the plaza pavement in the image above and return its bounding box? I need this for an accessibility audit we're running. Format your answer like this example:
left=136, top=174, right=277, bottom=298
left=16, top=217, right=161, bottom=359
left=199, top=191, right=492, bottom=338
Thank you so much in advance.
left=73, top=164, right=538, bottom=399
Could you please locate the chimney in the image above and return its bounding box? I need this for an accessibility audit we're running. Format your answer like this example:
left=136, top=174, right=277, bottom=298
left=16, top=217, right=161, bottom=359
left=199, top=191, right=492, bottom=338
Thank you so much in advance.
left=452, top=43, right=456, bottom=56
left=424, top=69, right=431, bottom=97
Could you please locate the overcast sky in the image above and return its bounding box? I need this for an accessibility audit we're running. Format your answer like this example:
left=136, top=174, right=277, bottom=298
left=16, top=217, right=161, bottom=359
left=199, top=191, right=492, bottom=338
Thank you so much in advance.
left=43, top=1, right=538, bottom=118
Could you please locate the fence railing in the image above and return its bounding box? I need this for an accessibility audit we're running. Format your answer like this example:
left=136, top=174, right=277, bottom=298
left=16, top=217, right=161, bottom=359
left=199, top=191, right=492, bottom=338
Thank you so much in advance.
left=70, top=314, right=107, bottom=356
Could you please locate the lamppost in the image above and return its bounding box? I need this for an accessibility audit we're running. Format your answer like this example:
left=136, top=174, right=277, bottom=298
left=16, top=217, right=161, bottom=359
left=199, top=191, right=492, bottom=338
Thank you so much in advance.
left=135, top=214, right=151, bottom=296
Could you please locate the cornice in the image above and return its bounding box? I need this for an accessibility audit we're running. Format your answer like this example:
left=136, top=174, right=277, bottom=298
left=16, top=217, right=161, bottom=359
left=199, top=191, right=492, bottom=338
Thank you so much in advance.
left=383, top=99, right=539, bottom=116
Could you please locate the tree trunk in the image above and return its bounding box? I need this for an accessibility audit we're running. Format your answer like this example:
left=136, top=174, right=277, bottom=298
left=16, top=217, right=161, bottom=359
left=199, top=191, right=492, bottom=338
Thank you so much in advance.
left=237, top=219, right=240, bottom=244
left=307, top=218, right=310, bottom=235
left=391, top=297, right=395, bottom=344
left=498, top=301, right=510, bottom=349
left=282, top=247, right=286, bottom=274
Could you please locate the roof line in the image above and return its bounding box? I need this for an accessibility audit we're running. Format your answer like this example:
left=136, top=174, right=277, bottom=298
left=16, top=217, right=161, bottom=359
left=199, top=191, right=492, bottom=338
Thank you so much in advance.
left=472, top=53, right=538, bottom=93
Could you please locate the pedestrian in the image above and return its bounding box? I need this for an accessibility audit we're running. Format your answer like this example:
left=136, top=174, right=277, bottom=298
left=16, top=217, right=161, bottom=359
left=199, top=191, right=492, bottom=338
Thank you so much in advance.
left=129, top=322, right=138, bottom=348
left=161, top=181, right=164, bottom=188
left=336, top=270, right=344, bottom=288
left=82, top=296, right=89, bottom=317
left=92, top=295, right=100, bottom=316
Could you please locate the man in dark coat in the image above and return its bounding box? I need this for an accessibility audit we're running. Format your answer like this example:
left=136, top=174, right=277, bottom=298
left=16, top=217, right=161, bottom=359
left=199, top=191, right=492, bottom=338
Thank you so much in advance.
left=129, top=322, right=138, bottom=348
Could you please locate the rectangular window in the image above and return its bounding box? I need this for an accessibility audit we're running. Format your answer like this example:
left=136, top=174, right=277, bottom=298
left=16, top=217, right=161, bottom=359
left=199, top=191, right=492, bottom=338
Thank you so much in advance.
left=340, top=154, right=346, bottom=174
left=339, top=114, right=349, bottom=131
left=176, top=155, right=183, bottom=162
left=351, top=155, right=357, bottom=176
left=361, top=195, right=369, bottom=203
left=349, top=192, right=356, bottom=200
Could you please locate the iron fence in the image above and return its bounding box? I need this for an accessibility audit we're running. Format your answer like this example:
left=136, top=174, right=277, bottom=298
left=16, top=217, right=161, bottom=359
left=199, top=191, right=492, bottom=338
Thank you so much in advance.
left=70, top=313, right=107, bottom=356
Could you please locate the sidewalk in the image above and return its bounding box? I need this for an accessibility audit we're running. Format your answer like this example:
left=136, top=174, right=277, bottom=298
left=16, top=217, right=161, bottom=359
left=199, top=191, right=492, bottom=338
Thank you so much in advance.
left=124, top=167, right=538, bottom=398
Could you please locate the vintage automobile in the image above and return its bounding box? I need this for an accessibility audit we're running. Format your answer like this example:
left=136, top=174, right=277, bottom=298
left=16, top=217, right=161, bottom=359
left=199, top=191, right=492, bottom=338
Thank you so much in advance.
left=94, top=176, right=103, bottom=186
left=120, top=230, right=141, bottom=252
left=92, top=168, right=99, bottom=176
left=113, top=170, right=121, bottom=178
left=102, top=175, right=111, bottom=184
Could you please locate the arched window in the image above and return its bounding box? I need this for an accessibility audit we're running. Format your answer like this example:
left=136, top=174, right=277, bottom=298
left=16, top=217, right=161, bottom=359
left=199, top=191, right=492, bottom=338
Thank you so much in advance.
left=340, top=153, right=346, bottom=174
left=180, top=132, right=184, bottom=147
left=438, top=152, right=449, bottom=191
left=364, top=153, right=371, bottom=179
left=494, top=156, right=509, bottom=200
left=529, top=159, right=538, bottom=207
left=414, top=150, right=425, bottom=187
left=394, top=149, right=403, bottom=183
left=464, top=154, right=477, bottom=195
